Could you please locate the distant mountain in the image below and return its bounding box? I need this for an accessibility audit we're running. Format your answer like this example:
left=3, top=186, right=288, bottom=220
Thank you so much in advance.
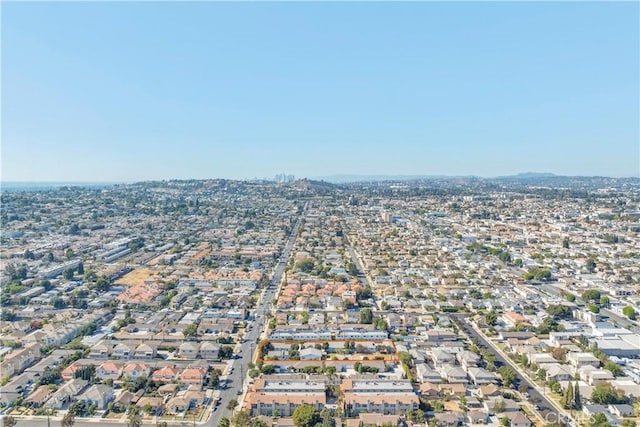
left=501, top=172, right=558, bottom=179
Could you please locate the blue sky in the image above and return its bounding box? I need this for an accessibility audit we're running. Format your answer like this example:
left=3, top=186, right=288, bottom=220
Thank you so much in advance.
left=2, top=2, right=639, bottom=182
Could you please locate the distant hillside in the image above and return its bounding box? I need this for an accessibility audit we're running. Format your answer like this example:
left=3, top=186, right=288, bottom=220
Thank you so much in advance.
left=289, top=178, right=337, bottom=191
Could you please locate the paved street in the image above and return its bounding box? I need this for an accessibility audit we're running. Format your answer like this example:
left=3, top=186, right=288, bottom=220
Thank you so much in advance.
left=205, top=203, right=306, bottom=426
left=538, top=283, right=640, bottom=333
left=452, top=314, right=572, bottom=426
left=7, top=205, right=308, bottom=427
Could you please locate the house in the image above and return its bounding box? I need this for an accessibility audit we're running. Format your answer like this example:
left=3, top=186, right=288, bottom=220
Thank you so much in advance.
left=135, top=396, right=163, bottom=414
left=434, top=412, right=464, bottom=427
left=527, top=353, right=556, bottom=366
left=152, top=365, right=179, bottom=383
left=580, top=367, right=614, bottom=385
left=77, top=384, right=114, bottom=409
left=437, top=383, right=466, bottom=397
left=504, top=411, right=532, bottom=427
left=583, top=404, right=607, bottom=417
left=158, top=383, right=179, bottom=397
left=545, top=364, right=573, bottom=382
left=96, top=362, right=122, bottom=381
left=457, top=350, right=481, bottom=371
left=45, top=378, right=88, bottom=409
left=566, top=352, right=600, bottom=370
left=89, top=341, right=112, bottom=359
left=25, top=385, right=52, bottom=408
left=113, top=390, right=139, bottom=410
left=179, top=367, right=208, bottom=385
left=431, top=349, right=455, bottom=368
left=122, top=363, right=150, bottom=380
left=440, top=365, right=468, bottom=384
left=608, top=404, right=634, bottom=417
left=61, top=362, right=84, bottom=381
left=300, top=348, right=323, bottom=360
left=357, top=414, right=401, bottom=427
left=165, top=388, right=206, bottom=413
left=425, top=330, right=458, bottom=342
left=134, top=342, right=156, bottom=359
left=484, top=398, right=520, bottom=415
left=467, top=367, right=498, bottom=385
left=467, top=410, right=490, bottom=425
left=179, top=342, right=200, bottom=359
left=199, top=342, right=220, bottom=360
left=416, top=364, right=442, bottom=383
left=477, top=384, right=502, bottom=398
left=112, top=342, right=135, bottom=360
left=419, top=382, right=442, bottom=399
left=502, top=312, right=529, bottom=328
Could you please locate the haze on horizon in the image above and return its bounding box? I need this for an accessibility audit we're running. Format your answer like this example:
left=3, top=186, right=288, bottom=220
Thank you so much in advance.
left=2, top=2, right=639, bottom=182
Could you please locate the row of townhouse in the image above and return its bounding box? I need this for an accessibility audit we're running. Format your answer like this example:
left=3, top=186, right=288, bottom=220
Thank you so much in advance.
left=62, top=361, right=209, bottom=386
left=89, top=339, right=220, bottom=361
left=341, top=376, right=419, bottom=416
left=268, top=326, right=388, bottom=341
left=244, top=374, right=328, bottom=417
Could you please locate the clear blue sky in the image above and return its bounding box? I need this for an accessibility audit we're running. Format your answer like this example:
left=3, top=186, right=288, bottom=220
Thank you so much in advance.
left=2, top=1, right=639, bottom=182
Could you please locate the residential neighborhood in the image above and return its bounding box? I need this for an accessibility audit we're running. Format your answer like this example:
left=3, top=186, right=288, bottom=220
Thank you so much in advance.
left=1, top=176, right=639, bottom=427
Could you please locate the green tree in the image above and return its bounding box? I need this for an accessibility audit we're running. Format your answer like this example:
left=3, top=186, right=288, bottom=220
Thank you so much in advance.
left=359, top=308, right=373, bottom=324
left=592, top=384, right=623, bottom=404
left=248, top=419, right=268, bottom=427
left=232, top=410, right=252, bottom=427
left=622, top=306, right=637, bottom=320
left=565, top=293, right=576, bottom=302
left=561, top=381, right=574, bottom=409
left=497, top=367, right=517, bottom=388
left=582, top=289, right=601, bottom=302
left=493, top=399, right=506, bottom=413
left=95, top=276, right=111, bottom=292
left=586, top=257, right=597, bottom=273
left=295, top=258, right=315, bottom=273
left=2, top=416, right=17, bottom=427
left=588, top=303, right=600, bottom=313
left=604, top=362, right=623, bottom=377
left=38, top=279, right=53, bottom=291
left=293, top=404, right=319, bottom=427
left=219, top=417, right=230, bottom=427
left=546, top=305, right=573, bottom=320
left=227, top=399, right=238, bottom=411
left=63, top=267, right=75, bottom=280
left=183, top=323, right=198, bottom=338
left=573, top=382, right=582, bottom=410
left=127, top=406, right=142, bottom=427
left=485, top=311, right=498, bottom=326
left=69, top=400, right=86, bottom=416
left=589, top=413, right=611, bottom=427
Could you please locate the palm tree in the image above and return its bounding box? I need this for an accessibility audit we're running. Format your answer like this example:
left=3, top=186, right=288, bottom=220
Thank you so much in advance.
left=2, top=416, right=17, bottom=427
left=61, top=412, right=75, bottom=427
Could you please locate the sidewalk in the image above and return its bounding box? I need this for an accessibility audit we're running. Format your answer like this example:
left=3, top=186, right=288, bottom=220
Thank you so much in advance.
left=469, top=321, right=574, bottom=424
